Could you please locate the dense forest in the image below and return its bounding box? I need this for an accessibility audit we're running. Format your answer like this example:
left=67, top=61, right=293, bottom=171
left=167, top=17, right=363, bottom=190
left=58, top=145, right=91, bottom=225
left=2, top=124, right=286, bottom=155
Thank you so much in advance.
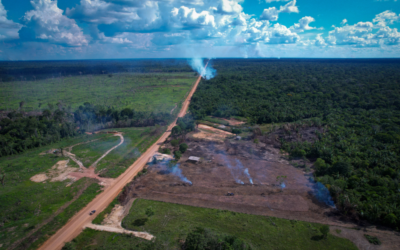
left=0, top=59, right=193, bottom=82
left=0, top=103, right=173, bottom=157
left=190, top=59, right=400, bottom=229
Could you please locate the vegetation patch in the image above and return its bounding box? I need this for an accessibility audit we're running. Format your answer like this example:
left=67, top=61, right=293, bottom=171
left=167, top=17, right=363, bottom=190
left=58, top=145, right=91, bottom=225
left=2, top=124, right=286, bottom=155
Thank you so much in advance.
left=68, top=199, right=356, bottom=250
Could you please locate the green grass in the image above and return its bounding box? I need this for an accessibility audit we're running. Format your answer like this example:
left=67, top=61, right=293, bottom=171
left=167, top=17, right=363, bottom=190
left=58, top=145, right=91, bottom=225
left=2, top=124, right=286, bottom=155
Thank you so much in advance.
left=73, top=126, right=166, bottom=178
left=0, top=134, right=107, bottom=249
left=0, top=72, right=196, bottom=113
left=16, top=180, right=101, bottom=250
left=202, top=116, right=229, bottom=126
left=68, top=199, right=357, bottom=250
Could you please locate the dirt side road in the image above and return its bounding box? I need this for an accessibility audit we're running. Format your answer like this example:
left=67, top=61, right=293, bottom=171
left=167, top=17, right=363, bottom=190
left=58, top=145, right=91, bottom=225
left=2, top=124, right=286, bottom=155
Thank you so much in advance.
left=38, top=68, right=206, bottom=250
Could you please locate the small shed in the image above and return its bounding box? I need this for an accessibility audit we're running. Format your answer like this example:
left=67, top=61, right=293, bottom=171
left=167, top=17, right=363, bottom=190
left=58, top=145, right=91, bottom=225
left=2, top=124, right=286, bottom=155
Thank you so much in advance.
left=187, top=156, right=200, bottom=163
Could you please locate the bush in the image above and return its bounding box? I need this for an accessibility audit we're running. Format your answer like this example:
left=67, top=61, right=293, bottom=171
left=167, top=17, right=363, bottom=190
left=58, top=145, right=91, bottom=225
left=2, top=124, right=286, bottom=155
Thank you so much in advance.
left=172, top=126, right=182, bottom=135
left=162, top=148, right=171, bottom=154
left=331, top=160, right=352, bottom=177
left=232, top=128, right=242, bottom=134
left=174, top=150, right=182, bottom=160
left=179, top=143, right=188, bottom=153
left=62, top=242, right=76, bottom=250
left=171, top=139, right=179, bottom=147
left=132, top=218, right=148, bottom=227
left=184, top=227, right=252, bottom=250
left=320, top=225, right=330, bottom=239
left=364, top=234, right=381, bottom=245
left=145, top=207, right=155, bottom=217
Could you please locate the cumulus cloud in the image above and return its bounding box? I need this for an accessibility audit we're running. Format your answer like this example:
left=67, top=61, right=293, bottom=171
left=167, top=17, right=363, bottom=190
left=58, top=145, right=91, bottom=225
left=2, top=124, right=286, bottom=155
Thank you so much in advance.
left=242, top=20, right=299, bottom=44
left=373, top=10, right=400, bottom=27
left=341, top=19, right=347, bottom=25
left=290, top=16, right=316, bottom=33
left=314, top=33, right=327, bottom=46
left=19, top=0, right=88, bottom=46
left=260, top=0, right=298, bottom=21
left=324, top=11, right=400, bottom=47
left=0, top=1, right=22, bottom=40
left=215, top=0, right=243, bottom=15
left=171, top=6, right=215, bottom=28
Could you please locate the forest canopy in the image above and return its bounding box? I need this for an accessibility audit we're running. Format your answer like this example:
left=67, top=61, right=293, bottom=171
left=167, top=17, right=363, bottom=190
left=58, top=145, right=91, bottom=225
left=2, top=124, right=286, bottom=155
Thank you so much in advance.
left=190, top=59, right=400, bottom=229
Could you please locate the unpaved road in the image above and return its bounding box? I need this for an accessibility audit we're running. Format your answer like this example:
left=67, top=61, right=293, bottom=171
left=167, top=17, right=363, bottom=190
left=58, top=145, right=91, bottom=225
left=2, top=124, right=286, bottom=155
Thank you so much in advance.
left=38, top=66, right=206, bottom=250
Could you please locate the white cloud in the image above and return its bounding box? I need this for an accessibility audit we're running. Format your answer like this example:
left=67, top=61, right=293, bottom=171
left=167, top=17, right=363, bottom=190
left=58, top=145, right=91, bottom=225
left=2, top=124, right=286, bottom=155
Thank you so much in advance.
left=216, top=0, right=243, bottom=15
left=20, top=0, right=88, bottom=46
left=324, top=11, right=400, bottom=47
left=314, top=33, right=327, bottom=46
left=373, top=10, right=400, bottom=27
left=0, top=1, right=22, bottom=40
left=290, top=16, right=316, bottom=33
left=341, top=19, right=347, bottom=25
left=260, top=7, right=279, bottom=21
left=260, top=0, right=298, bottom=21
left=242, top=20, right=299, bottom=44
left=170, top=6, right=215, bottom=28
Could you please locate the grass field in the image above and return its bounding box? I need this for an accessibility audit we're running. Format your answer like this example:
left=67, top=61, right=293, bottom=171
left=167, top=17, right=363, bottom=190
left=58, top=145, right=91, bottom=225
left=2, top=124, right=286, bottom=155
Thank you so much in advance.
left=68, top=199, right=357, bottom=250
left=0, top=133, right=108, bottom=249
left=71, top=126, right=166, bottom=178
left=0, top=72, right=196, bottom=113
left=0, top=123, right=169, bottom=249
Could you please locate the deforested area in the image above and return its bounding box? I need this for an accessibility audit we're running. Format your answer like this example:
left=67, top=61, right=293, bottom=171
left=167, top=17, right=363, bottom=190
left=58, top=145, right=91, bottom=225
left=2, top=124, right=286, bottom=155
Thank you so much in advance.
left=189, top=59, right=400, bottom=231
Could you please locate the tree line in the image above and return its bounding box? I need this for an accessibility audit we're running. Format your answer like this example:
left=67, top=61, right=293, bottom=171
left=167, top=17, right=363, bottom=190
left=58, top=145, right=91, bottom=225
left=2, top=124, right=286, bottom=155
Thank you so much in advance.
left=0, top=102, right=174, bottom=157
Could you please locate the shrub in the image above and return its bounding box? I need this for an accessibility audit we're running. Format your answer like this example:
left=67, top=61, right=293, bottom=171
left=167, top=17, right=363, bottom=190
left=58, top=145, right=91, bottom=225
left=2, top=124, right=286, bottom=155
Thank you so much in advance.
left=172, top=126, right=182, bottom=135
left=320, top=225, right=330, bottom=239
left=162, top=148, right=171, bottom=154
left=364, top=234, right=381, bottom=245
left=232, top=128, right=242, bottom=134
left=145, top=207, right=155, bottom=217
left=174, top=150, right=182, bottom=160
left=132, top=218, right=148, bottom=227
left=171, top=139, right=179, bottom=147
left=62, top=242, right=76, bottom=250
left=179, top=143, right=188, bottom=153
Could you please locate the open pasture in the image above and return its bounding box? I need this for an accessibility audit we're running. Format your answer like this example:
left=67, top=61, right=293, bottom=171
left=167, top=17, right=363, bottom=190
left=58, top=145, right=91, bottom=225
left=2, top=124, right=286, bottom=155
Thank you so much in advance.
left=0, top=72, right=196, bottom=113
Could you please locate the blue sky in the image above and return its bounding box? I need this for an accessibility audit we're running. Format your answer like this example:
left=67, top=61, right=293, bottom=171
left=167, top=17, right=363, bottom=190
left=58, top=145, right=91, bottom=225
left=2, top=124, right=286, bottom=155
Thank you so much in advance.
left=0, top=0, right=399, bottom=60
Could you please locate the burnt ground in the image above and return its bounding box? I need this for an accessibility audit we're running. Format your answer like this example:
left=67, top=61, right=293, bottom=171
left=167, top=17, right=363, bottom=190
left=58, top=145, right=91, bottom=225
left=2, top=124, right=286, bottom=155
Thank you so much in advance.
left=124, top=134, right=338, bottom=225
left=121, top=129, right=400, bottom=249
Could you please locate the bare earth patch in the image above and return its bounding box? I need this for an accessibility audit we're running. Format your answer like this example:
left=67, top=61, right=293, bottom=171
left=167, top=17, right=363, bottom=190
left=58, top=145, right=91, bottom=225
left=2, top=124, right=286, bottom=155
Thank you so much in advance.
left=85, top=199, right=154, bottom=241
left=30, top=160, right=78, bottom=183
left=191, top=124, right=233, bottom=142
left=222, top=118, right=245, bottom=126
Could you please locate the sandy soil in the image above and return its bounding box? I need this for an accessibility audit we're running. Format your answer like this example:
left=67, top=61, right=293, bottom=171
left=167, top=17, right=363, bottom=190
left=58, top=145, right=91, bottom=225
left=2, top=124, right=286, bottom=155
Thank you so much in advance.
left=191, top=124, right=233, bottom=142
left=85, top=223, right=154, bottom=240
left=38, top=66, right=206, bottom=250
left=30, top=160, right=78, bottom=183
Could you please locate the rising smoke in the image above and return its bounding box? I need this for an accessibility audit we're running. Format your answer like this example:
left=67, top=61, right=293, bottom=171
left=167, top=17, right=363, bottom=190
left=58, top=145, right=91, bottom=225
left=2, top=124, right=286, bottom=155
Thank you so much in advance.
left=236, top=159, right=254, bottom=185
left=169, top=163, right=192, bottom=185
left=188, top=58, right=217, bottom=80
left=308, top=178, right=335, bottom=208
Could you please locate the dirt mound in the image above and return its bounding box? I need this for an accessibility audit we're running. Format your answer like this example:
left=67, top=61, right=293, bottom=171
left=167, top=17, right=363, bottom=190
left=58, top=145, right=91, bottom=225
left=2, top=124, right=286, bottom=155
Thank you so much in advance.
left=30, top=160, right=78, bottom=183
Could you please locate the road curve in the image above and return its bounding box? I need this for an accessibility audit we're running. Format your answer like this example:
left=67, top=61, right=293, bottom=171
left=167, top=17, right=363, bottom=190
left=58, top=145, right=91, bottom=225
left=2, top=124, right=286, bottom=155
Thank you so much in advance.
left=37, top=65, right=206, bottom=250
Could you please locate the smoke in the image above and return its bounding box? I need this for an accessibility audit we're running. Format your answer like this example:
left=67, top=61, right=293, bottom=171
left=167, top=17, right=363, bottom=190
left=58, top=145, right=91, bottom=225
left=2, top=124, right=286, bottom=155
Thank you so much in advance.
left=169, top=163, right=192, bottom=185
left=188, top=58, right=217, bottom=80
left=236, top=159, right=253, bottom=185
left=308, top=178, right=335, bottom=208
left=280, top=182, right=286, bottom=189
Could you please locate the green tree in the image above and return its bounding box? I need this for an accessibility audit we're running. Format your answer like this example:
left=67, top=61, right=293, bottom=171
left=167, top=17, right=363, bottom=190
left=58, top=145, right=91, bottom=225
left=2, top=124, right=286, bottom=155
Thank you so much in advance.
left=179, top=143, right=188, bottom=153
left=171, top=125, right=181, bottom=135
left=174, top=150, right=182, bottom=160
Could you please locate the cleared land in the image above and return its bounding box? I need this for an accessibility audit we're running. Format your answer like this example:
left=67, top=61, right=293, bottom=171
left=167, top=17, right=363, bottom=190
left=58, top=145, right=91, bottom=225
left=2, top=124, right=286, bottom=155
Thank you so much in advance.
left=67, top=198, right=357, bottom=250
left=121, top=126, right=400, bottom=249
left=0, top=72, right=196, bottom=113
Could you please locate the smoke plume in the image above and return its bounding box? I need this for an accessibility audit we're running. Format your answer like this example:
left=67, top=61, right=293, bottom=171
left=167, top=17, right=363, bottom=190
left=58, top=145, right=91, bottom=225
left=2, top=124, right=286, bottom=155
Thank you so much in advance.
left=188, top=58, right=217, bottom=80
left=308, top=178, right=335, bottom=208
left=169, top=163, right=192, bottom=185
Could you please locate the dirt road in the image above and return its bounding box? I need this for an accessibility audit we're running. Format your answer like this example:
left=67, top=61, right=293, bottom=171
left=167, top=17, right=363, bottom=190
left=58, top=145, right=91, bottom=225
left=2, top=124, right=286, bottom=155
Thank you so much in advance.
left=37, top=66, right=206, bottom=250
